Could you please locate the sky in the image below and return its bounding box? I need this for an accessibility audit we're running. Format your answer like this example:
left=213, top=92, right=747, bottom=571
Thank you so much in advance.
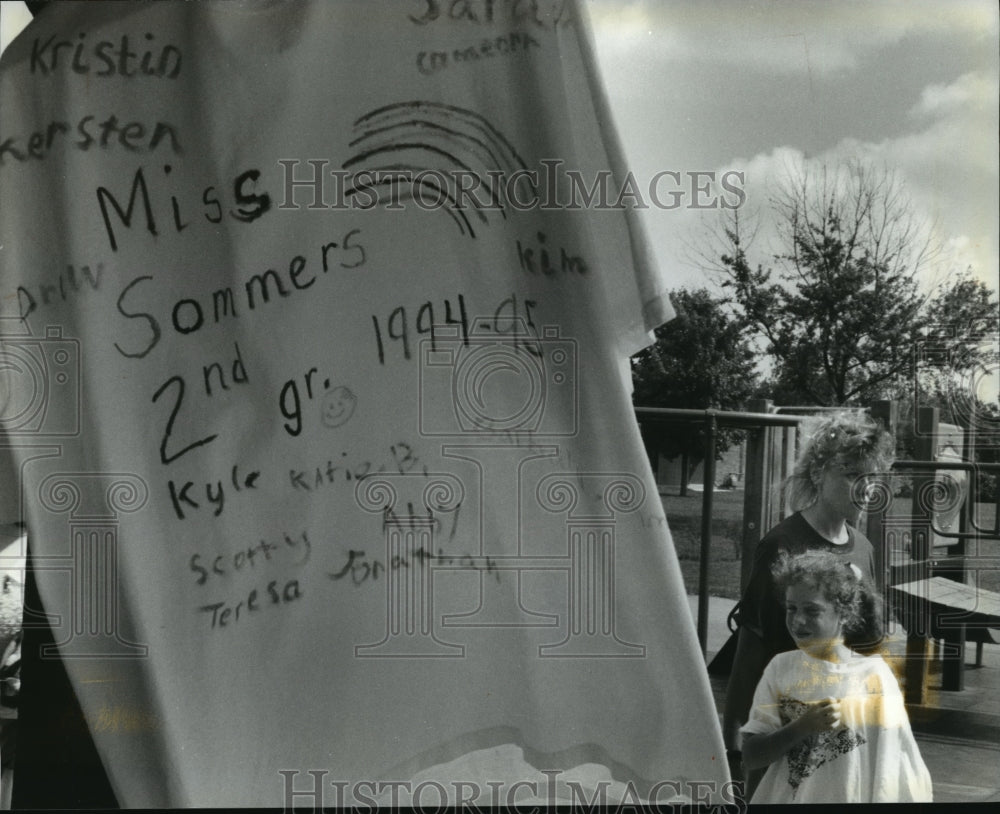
left=2, top=0, right=998, bottom=294
left=584, top=0, right=999, bottom=302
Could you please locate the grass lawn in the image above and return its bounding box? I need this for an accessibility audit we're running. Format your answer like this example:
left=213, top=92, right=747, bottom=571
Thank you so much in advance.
left=661, top=488, right=745, bottom=600
left=662, top=487, right=1000, bottom=601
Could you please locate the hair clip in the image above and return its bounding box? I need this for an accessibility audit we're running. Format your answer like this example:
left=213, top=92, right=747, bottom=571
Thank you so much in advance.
left=847, top=562, right=863, bottom=580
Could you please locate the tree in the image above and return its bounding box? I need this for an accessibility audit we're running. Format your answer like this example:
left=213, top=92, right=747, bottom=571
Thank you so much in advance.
left=713, top=161, right=996, bottom=407
left=631, top=287, right=759, bottom=486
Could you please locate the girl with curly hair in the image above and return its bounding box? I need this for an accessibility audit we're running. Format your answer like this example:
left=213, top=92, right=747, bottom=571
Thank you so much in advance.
left=740, top=551, right=931, bottom=803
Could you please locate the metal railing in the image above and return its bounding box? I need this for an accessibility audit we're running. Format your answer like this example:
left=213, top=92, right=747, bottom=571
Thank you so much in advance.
left=890, top=459, right=1000, bottom=542
left=634, top=407, right=807, bottom=655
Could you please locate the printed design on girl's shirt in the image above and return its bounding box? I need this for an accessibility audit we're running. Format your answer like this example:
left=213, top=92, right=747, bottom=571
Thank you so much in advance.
left=779, top=697, right=866, bottom=793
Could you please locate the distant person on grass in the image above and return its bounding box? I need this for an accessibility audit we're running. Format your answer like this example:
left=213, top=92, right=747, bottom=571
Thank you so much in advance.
left=722, top=411, right=895, bottom=792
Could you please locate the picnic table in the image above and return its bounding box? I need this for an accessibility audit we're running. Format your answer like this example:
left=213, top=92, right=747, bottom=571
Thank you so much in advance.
left=890, top=576, right=1000, bottom=700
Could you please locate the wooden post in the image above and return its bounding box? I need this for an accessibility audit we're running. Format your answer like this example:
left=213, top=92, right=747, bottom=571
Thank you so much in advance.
left=867, top=400, right=898, bottom=594
left=740, top=399, right=773, bottom=593
left=957, top=410, right=975, bottom=583
left=939, top=411, right=975, bottom=692
left=904, top=406, right=938, bottom=706
left=941, top=622, right=967, bottom=691
left=697, top=413, right=718, bottom=656
left=777, top=424, right=797, bottom=522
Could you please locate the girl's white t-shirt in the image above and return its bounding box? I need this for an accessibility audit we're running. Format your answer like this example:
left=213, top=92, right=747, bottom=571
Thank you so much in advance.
left=742, top=648, right=933, bottom=804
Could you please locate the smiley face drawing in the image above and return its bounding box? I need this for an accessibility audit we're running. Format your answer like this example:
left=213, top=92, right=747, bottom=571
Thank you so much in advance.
left=320, top=386, right=357, bottom=429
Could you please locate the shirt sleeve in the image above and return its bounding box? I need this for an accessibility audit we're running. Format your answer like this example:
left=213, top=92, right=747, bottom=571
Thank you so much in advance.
left=569, top=0, right=674, bottom=358
left=740, top=659, right=782, bottom=738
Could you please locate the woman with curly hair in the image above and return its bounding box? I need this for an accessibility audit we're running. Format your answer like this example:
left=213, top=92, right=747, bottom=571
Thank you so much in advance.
left=722, top=410, right=895, bottom=792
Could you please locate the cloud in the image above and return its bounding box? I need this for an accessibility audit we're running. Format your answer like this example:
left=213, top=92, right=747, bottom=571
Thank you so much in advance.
left=910, top=70, right=999, bottom=120
left=705, top=68, right=999, bottom=295
left=884, top=73, right=997, bottom=288
left=588, top=0, right=997, bottom=77
left=587, top=1, right=998, bottom=307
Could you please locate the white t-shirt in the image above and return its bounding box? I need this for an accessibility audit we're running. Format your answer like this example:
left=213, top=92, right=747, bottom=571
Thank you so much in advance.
left=0, top=0, right=725, bottom=806
left=742, top=649, right=933, bottom=804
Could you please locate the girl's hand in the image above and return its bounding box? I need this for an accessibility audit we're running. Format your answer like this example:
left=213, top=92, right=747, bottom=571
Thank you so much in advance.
left=742, top=696, right=844, bottom=772
left=796, top=697, right=842, bottom=734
